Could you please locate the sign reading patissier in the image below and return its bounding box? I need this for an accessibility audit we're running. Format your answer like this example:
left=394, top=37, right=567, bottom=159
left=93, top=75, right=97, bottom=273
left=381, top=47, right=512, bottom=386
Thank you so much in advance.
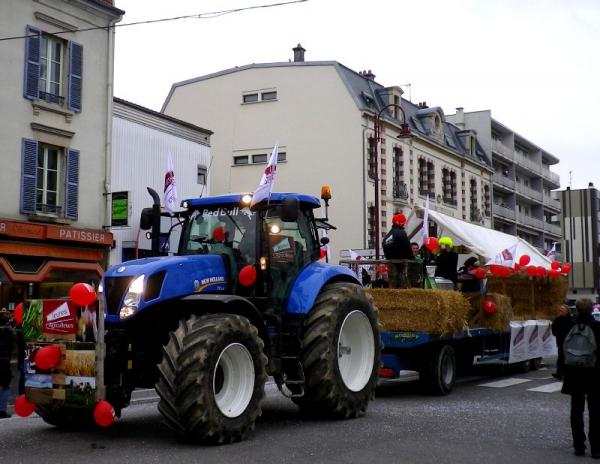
left=0, top=219, right=112, bottom=246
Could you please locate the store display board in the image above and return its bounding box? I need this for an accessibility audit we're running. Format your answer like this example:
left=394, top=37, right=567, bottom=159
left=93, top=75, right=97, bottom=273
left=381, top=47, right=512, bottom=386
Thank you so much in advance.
left=23, top=299, right=100, bottom=407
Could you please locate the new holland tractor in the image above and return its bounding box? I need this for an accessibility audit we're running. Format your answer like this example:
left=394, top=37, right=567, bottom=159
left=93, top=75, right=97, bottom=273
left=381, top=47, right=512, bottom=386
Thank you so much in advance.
left=36, top=188, right=381, bottom=444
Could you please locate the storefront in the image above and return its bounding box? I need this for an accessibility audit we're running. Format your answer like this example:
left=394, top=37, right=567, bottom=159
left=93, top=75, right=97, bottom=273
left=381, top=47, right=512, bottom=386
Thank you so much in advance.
left=0, top=218, right=112, bottom=310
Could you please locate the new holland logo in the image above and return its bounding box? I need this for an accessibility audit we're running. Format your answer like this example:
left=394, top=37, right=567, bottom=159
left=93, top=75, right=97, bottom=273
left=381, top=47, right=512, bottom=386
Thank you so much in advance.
left=195, top=276, right=226, bottom=293
left=47, top=303, right=70, bottom=322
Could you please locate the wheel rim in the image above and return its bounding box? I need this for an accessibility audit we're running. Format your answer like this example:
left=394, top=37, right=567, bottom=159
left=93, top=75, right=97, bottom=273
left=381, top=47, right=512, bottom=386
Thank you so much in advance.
left=441, top=351, right=454, bottom=386
left=213, top=343, right=255, bottom=418
left=337, top=310, right=375, bottom=392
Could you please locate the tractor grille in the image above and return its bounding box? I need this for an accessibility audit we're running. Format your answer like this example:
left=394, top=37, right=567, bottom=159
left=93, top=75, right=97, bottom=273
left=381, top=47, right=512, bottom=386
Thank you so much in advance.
left=104, top=276, right=134, bottom=316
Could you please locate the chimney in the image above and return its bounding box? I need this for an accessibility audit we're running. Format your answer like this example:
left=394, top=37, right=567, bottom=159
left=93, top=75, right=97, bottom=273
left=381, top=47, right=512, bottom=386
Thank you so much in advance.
left=417, top=102, right=429, bottom=109
left=589, top=182, right=595, bottom=188
left=363, top=69, right=376, bottom=81
left=455, top=107, right=465, bottom=129
left=293, top=43, right=305, bottom=62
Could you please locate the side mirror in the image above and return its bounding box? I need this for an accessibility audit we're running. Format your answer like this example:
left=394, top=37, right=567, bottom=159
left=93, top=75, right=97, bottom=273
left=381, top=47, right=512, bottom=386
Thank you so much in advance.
left=281, top=197, right=299, bottom=222
left=140, top=208, right=153, bottom=230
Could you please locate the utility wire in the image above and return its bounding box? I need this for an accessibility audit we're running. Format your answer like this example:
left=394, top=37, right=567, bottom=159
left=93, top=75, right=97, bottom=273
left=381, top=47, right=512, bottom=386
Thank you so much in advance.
left=0, top=0, right=308, bottom=42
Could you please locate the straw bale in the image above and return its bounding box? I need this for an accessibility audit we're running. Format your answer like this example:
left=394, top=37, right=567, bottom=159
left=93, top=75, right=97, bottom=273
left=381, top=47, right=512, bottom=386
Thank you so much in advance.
left=368, top=288, right=470, bottom=334
left=467, top=292, right=513, bottom=331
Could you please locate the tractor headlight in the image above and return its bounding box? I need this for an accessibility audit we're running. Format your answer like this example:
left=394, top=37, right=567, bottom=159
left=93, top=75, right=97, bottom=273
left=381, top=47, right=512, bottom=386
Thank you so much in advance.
left=120, top=274, right=145, bottom=320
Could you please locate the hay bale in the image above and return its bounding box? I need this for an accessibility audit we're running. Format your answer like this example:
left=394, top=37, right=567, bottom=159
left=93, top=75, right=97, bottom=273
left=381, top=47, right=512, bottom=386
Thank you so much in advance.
left=467, top=292, right=513, bottom=331
left=368, top=288, right=470, bottom=334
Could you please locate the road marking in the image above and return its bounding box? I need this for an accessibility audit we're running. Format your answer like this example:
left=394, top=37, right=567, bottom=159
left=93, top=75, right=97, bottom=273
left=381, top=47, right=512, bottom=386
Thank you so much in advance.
left=478, top=378, right=532, bottom=388
left=527, top=382, right=563, bottom=393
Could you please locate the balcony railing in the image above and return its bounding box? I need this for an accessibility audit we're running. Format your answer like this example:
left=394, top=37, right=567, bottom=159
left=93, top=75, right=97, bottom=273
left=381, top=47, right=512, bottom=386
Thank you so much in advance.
left=542, top=195, right=561, bottom=211
left=517, top=212, right=544, bottom=229
left=541, top=167, right=561, bottom=186
left=493, top=204, right=516, bottom=221
left=513, top=151, right=542, bottom=175
left=36, top=204, right=62, bottom=215
left=492, top=139, right=514, bottom=161
left=515, top=183, right=542, bottom=201
left=492, top=173, right=515, bottom=189
left=393, top=181, right=409, bottom=201
left=544, top=222, right=562, bottom=237
left=39, top=91, right=65, bottom=105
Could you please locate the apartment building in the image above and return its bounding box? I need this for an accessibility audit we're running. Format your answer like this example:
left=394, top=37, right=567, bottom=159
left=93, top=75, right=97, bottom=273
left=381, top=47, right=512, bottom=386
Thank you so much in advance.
left=0, top=0, right=123, bottom=310
left=447, top=109, right=561, bottom=253
left=161, top=46, right=492, bottom=260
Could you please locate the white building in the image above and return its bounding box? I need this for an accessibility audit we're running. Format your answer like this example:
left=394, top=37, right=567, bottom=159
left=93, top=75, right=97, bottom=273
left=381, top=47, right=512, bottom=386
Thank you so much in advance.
left=110, top=98, right=212, bottom=265
left=0, top=0, right=123, bottom=308
left=161, top=45, right=493, bottom=261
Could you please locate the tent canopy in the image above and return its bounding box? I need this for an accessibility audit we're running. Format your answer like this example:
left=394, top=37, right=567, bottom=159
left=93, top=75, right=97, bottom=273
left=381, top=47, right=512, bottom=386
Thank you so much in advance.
left=406, top=206, right=552, bottom=269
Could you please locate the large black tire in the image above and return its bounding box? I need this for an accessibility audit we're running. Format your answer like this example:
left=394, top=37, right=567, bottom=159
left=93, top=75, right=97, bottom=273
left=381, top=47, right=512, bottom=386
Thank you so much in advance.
left=155, top=314, right=267, bottom=444
left=36, top=403, right=94, bottom=429
left=293, top=282, right=381, bottom=418
left=420, top=344, right=456, bottom=395
left=529, top=357, right=543, bottom=371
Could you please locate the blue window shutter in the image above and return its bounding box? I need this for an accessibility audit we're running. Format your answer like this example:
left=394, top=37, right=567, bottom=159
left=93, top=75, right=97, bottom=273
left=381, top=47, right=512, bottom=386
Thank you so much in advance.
left=64, top=148, right=79, bottom=220
left=68, top=41, right=83, bottom=112
left=23, top=25, right=41, bottom=100
left=21, top=138, right=38, bottom=214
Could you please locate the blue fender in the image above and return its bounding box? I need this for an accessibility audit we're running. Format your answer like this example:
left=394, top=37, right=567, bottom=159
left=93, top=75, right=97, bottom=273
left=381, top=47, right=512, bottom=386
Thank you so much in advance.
left=286, top=262, right=360, bottom=314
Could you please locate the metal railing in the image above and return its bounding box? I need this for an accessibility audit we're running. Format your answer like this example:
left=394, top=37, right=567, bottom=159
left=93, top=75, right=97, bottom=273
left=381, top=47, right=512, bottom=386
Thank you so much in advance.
left=493, top=204, right=516, bottom=221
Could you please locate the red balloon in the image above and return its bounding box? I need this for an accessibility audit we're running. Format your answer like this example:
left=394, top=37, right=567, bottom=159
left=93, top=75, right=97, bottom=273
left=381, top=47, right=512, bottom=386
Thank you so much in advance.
left=34, top=345, right=62, bottom=371
left=549, top=269, right=560, bottom=279
left=319, top=247, right=327, bottom=260
left=14, top=395, right=36, bottom=417
left=14, top=303, right=23, bottom=326
left=561, top=263, right=572, bottom=275
left=474, top=267, right=486, bottom=279
left=482, top=300, right=497, bottom=315
left=69, top=283, right=97, bottom=306
left=514, top=263, right=521, bottom=272
left=94, top=400, right=115, bottom=427
left=536, top=266, right=546, bottom=278
left=519, top=255, right=531, bottom=266
left=238, top=265, right=257, bottom=287
left=425, top=237, right=439, bottom=252
left=488, top=264, right=508, bottom=277
left=525, top=266, right=537, bottom=277
left=551, top=261, right=561, bottom=271
left=501, top=266, right=512, bottom=278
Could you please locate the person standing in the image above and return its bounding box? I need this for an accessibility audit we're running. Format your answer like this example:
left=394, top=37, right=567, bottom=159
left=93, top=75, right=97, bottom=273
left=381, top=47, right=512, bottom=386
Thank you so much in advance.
left=382, top=213, right=413, bottom=288
left=552, top=303, right=573, bottom=380
left=435, top=237, right=458, bottom=287
left=0, top=310, right=15, bottom=418
left=557, top=298, right=600, bottom=457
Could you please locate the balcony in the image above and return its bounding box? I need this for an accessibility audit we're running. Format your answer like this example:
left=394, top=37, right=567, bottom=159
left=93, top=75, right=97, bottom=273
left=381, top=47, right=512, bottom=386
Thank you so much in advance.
left=517, top=212, right=544, bottom=229
left=393, top=181, right=409, bottom=202
left=493, top=204, right=516, bottom=221
left=492, top=139, right=514, bottom=161
left=544, top=222, right=562, bottom=237
left=542, top=195, right=561, bottom=211
left=492, top=173, right=515, bottom=190
left=515, top=183, right=542, bottom=202
left=513, top=152, right=541, bottom=175
left=541, top=167, right=561, bottom=186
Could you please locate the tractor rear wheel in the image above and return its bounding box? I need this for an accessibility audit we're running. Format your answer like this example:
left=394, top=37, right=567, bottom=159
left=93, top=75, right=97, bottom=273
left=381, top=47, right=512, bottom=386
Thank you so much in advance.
left=294, top=282, right=381, bottom=418
left=36, top=403, right=94, bottom=428
left=155, top=314, right=267, bottom=444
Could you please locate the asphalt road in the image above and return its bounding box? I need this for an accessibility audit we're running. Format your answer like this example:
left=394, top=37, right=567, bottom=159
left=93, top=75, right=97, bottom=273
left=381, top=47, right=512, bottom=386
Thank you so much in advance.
left=0, top=360, right=588, bottom=464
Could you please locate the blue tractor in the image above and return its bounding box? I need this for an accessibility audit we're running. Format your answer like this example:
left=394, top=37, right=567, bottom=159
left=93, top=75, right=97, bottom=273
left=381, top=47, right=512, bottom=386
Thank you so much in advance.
left=38, top=189, right=381, bottom=444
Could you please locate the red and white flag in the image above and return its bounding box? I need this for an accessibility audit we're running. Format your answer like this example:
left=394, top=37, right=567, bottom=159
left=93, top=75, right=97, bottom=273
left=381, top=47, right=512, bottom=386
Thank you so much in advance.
left=546, top=242, right=557, bottom=260
left=488, top=242, right=518, bottom=267
left=164, top=152, right=178, bottom=212
left=251, top=144, right=278, bottom=207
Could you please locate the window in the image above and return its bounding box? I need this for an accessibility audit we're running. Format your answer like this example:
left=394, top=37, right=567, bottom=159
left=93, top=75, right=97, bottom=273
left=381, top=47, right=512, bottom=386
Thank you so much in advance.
left=234, top=156, right=249, bottom=165
left=243, top=93, right=258, bottom=103
left=197, top=165, right=207, bottom=185
left=442, top=168, right=457, bottom=206
left=277, top=152, right=286, bottom=162
left=111, top=192, right=129, bottom=227
left=252, top=154, right=268, bottom=164
left=418, top=158, right=435, bottom=196
left=368, top=137, right=376, bottom=180
left=261, top=91, right=277, bottom=101
left=24, top=26, right=82, bottom=111
left=21, top=138, right=79, bottom=219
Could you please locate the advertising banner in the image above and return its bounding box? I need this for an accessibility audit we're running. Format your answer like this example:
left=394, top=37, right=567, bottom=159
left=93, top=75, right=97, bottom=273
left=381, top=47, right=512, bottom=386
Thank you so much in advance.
left=509, top=321, right=527, bottom=363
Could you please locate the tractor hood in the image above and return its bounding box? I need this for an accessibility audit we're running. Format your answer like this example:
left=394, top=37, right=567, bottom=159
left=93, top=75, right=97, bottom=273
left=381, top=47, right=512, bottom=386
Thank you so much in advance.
left=103, top=255, right=228, bottom=323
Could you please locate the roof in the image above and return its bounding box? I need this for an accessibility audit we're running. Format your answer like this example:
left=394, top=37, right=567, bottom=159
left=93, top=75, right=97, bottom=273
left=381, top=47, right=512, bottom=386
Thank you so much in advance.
left=184, top=192, right=321, bottom=209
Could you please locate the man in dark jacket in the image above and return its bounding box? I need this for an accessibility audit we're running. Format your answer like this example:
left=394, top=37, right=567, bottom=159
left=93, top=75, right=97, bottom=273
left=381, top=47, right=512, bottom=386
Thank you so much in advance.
left=552, top=303, right=573, bottom=380
left=0, top=310, right=15, bottom=418
left=557, top=298, right=600, bottom=457
left=435, top=237, right=458, bottom=287
left=383, top=213, right=413, bottom=288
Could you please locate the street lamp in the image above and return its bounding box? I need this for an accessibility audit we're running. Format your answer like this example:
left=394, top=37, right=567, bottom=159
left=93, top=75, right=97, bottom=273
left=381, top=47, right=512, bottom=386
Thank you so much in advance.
left=372, top=103, right=412, bottom=259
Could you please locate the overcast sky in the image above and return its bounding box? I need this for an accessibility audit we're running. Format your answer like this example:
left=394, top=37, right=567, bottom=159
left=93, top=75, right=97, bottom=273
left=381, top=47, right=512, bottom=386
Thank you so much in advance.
left=113, top=0, right=600, bottom=190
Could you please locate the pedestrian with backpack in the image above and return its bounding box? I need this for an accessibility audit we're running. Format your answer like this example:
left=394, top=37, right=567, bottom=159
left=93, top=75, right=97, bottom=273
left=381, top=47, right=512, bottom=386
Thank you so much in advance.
left=559, top=298, right=600, bottom=458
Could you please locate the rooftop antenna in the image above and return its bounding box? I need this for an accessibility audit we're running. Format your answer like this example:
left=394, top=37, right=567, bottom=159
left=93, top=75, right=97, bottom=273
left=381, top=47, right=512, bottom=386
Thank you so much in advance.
left=569, top=170, right=573, bottom=188
left=400, top=83, right=412, bottom=102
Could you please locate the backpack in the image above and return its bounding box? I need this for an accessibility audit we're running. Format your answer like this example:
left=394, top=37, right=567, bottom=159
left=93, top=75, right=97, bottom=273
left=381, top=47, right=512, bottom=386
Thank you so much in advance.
left=563, top=323, right=597, bottom=368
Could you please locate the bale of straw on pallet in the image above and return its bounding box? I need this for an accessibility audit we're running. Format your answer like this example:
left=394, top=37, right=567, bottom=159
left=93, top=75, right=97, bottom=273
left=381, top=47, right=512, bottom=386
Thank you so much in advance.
left=465, top=292, right=513, bottom=331
left=367, top=288, right=470, bottom=334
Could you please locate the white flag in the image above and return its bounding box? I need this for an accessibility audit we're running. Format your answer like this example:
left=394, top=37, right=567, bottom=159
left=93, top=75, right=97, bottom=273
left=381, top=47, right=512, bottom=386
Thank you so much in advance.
left=488, top=242, right=518, bottom=267
left=349, top=249, right=363, bottom=261
left=164, top=152, right=178, bottom=212
left=420, top=195, right=430, bottom=247
left=546, top=242, right=557, bottom=260
left=251, top=144, right=278, bottom=207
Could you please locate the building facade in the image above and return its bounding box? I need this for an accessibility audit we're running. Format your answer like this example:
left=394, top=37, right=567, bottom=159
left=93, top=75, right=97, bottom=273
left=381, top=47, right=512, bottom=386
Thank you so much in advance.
left=0, top=0, right=123, bottom=309
left=556, top=185, right=599, bottom=302
left=110, top=98, right=212, bottom=265
left=447, top=109, right=561, bottom=253
left=161, top=46, right=493, bottom=260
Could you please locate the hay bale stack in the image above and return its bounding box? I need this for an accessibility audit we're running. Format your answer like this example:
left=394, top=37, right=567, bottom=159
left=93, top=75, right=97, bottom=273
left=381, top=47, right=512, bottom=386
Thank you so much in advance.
left=368, top=288, right=470, bottom=334
left=467, top=292, right=513, bottom=331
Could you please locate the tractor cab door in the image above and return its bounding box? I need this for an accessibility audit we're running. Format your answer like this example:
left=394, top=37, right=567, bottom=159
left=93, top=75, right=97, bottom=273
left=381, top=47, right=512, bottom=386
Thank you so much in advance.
left=263, top=206, right=319, bottom=308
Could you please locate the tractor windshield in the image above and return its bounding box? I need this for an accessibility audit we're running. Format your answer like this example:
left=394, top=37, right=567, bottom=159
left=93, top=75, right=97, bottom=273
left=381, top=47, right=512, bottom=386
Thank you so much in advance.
left=179, top=206, right=257, bottom=266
